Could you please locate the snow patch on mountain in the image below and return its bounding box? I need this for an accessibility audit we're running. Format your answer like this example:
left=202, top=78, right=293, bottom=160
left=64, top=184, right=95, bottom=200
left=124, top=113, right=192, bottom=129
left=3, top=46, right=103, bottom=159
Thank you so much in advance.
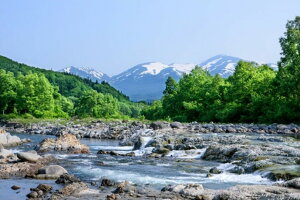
left=199, top=55, right=241, bottom=77
left=59, top=66, right=109, bottom=82
left=169, top=63, right=197, bottom=75
left=140, top=62, right=169, bottom=75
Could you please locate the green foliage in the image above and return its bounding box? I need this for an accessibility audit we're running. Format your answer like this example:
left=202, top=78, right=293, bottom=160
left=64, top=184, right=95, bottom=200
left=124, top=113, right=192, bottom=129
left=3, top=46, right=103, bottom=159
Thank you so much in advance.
left=141, top=100, right=164, bottom=120
left=0, top=70, right=70, bottom=118
left=0, top=70, right=18, bottom=114
left=0, top=56, right=129, bottom=101
left=273, top=16, right=300, bottom=123
left=76, top=90, right=120, bottom=118
left=118, top=101, right=146, bottom=118
left=223, top=62, right=276, bottom=122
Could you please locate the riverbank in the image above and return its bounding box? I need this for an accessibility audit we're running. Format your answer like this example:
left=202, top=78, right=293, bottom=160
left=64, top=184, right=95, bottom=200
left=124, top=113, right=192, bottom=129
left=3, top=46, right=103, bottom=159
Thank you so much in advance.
left=2, top=119, right=300, bottom=139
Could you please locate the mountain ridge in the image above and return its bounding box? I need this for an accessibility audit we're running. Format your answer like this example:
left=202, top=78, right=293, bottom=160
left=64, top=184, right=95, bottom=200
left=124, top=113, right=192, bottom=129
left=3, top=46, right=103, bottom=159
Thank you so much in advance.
left=59, top=55, right=277, bottom=101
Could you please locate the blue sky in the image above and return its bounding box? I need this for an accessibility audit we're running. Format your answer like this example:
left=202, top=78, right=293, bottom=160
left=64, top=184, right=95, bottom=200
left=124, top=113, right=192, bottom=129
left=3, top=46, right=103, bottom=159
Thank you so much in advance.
left=0, top=0, right=299, bottom=75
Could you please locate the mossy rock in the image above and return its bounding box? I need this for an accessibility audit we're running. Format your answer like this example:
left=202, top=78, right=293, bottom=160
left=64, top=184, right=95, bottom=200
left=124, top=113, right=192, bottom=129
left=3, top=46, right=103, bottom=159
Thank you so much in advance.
left=267, top=165, right=300, bottom=181
left=254, top=156, right=269, bottom=161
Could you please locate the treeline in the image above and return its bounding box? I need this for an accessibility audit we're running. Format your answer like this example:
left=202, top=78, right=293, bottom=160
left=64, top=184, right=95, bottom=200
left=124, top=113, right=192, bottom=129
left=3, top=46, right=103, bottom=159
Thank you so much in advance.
left=142, top=17, right=300, bottom=124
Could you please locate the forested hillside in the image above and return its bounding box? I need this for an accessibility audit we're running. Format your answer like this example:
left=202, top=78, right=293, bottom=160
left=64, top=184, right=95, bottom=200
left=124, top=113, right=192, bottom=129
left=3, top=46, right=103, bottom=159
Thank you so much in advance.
left=0, top=57, right=145, bottom=119
left=142, top=17, right=300, bottom=124
left=0, top=56, right=129, bottom=101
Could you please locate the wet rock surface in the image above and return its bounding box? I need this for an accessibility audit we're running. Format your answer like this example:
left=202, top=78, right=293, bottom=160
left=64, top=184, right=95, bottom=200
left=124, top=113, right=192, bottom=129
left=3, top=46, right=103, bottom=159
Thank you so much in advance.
left=17, top=150, right=42, bottom=162
left=36, top=165, right=68, bottom=179
left=0, top=150, right=56, bottom=179
left=0, top=128, right=29, bottom=147
left=27, top=184, right=53, bottom=199
left=35, top=133, right=89, bottom=153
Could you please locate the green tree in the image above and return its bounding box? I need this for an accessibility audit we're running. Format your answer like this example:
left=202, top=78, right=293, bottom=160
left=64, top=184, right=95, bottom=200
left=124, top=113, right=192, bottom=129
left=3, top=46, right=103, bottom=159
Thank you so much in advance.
left=141, top=100, right=164, bottom=120
left=16, top=73, right=67, bottom=118
left=222, top=62, right=276, bottom=122
left=162, top=77, right=179, bottom=118
left=163, top=77, right=178, bottom=95
left=0, top=70, right=18, bottom=114
left=274, top=16, right=300, bottom=122
left=76, top=90, right=120, bottom=118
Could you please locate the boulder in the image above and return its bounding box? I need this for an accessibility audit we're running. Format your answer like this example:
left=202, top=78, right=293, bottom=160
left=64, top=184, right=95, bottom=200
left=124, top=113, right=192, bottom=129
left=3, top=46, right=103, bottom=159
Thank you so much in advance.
left=202, top=145, right=239, bottom=162
left=37, top=165, right=68, bottom=179
left=0, top=134, right=7, bottom=144
left=0, top=132, right=22, bottom=147
left=27, top=184, right=53, bottom=199
left=179, top=184, right=204, bottom=197
left=49, top=182, right=88, bottom=199
left=113, top=181, right=136, bottom=194
left=17, top=151, right=41, bottom=163
left=152, top=146, right=170, bottom=155
left=282, top=178, right=300, bottom=189
left=6, top=134, right=21, bottom=145
left=37, top=184, right=53, bottom=192
left=11, top=185, right=21, bottom=190
left=0, top=145, right=13, bottom=159
left=150, top=121, right=168, bottom=130
left=35, top=134, right=89, bottom=153
left=228, top=166, right=245, bottom=174
left=106, top=193, right=117, bottom=200
left=209, top=167, right=222, bottom=174
left=133, top=136, right=144, bottom=150
left=214, top=184, right=300, bottom=200
left=170, top=122, right=182, bottom=129
left=101, top=178, right=115, bottom=187
left=162, top=184, right=204, bottom=197
left=56, top=173, right=80, bottom=184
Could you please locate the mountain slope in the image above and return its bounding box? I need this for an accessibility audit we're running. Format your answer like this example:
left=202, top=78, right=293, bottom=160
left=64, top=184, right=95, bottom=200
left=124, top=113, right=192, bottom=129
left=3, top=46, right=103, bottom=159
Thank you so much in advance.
left=110, top=62, right=196, bottom=101
left=200, top=55, right=241, bottom=78
left=0, top=55, right=129, bottom=101
left=59, top=66, right=110, bottom=82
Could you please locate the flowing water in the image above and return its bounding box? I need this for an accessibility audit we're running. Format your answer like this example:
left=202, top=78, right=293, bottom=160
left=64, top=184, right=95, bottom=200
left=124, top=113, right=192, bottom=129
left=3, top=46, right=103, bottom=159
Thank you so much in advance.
left=6, top=133, right=283, bottom=191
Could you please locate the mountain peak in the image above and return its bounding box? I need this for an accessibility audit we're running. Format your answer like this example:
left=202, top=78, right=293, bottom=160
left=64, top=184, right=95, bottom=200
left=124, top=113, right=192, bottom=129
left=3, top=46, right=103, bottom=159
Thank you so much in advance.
left=200, top=55, right=242, bottom=77
left=59, top=66, right=110, bottom=82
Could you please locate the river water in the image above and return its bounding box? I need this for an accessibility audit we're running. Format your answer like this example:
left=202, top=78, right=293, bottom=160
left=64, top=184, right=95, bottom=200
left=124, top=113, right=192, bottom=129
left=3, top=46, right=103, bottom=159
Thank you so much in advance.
left=3, top=132, right=299, bottom=200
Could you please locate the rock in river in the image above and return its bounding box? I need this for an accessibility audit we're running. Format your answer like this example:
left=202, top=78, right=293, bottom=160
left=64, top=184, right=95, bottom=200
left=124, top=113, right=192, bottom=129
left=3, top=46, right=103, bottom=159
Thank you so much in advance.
left=0, top=145, right=13, bottom=159
left=36, top=165, right=68, bottom=179
left=0, top=129, right=25, bottom=147
left=35, top=134, right=89, bottom=153
left=17, top=151, right=42, bottom=163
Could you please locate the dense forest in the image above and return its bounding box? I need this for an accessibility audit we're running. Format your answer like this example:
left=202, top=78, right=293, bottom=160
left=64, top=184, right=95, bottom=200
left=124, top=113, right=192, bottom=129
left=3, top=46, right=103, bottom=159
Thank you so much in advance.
left=0, top=17, right=299, bottom=123
left=142, top=17, right=300, bottom=124
left=0, top=57, right=145, bottom=119
left=0, top=56, right=128, bottom=101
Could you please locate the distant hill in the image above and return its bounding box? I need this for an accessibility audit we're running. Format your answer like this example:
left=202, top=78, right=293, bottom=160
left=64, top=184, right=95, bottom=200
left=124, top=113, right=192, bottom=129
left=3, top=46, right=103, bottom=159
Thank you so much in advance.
left=0, top=55, right=129, bottom=102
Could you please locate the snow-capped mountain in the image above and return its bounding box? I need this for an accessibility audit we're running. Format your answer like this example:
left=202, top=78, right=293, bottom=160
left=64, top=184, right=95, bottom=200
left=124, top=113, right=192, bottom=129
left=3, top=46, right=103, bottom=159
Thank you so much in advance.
left=109, top=62, right=196, bottom=101
left=200, top=55, right=241, bottom=78
left=58, top=55, right=277, bottom=101
left=59, top=66, right=110, bottom=82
